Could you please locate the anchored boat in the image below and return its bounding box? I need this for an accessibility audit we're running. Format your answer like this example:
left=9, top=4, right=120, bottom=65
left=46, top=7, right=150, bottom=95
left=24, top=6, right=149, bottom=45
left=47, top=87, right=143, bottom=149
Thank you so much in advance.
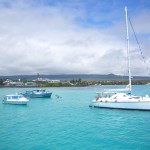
left=3, top=94, right=29, bottom=105
left=22, top=89, right=52, bottom=98
left=90, top=7, right=150, bottom=110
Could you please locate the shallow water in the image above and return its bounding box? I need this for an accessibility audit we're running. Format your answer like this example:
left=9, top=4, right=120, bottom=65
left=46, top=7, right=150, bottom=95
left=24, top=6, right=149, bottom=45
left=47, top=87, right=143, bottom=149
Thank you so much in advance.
left=0, top=85, right=150, bottom=149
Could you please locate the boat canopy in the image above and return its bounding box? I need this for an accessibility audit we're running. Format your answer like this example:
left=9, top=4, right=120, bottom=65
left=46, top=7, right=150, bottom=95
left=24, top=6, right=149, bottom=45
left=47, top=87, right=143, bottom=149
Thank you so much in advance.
left=5, top=95, right=24, bottom=99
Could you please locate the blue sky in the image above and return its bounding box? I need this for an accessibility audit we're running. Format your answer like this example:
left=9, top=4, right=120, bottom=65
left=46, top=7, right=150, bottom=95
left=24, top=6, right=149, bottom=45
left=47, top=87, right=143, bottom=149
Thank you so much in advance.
left=0, top=0, right=150, bottom=76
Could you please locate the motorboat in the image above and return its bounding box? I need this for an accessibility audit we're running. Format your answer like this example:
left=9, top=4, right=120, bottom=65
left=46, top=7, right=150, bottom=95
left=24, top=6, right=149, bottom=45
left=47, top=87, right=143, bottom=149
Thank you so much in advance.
left=22, top=89, right=52, bottom=98
left=3, top=94, right=29, bottom=105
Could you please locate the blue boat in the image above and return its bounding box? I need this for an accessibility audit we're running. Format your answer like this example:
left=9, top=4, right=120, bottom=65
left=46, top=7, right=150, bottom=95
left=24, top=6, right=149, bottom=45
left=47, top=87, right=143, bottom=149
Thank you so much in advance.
left=22, top=89, right=52, bottom=98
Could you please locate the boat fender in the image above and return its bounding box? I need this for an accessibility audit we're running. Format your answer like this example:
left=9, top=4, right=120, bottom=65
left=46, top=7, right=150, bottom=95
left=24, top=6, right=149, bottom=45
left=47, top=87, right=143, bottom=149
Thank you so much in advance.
left=95, top=97, right=99, bottom=101
left=115, top=100, right=117, bottom=102
left=105, top=100, right=107, bottom=103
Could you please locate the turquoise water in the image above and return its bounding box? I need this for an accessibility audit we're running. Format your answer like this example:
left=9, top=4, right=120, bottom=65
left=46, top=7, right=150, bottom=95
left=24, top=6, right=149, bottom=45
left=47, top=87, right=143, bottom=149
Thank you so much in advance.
left=0, top=85, right=150, bottom=150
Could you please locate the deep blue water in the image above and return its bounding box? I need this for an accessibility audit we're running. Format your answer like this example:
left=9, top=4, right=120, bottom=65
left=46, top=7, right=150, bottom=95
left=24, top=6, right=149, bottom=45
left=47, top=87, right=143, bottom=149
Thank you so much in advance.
left=0, top=85, right=150, bottom=150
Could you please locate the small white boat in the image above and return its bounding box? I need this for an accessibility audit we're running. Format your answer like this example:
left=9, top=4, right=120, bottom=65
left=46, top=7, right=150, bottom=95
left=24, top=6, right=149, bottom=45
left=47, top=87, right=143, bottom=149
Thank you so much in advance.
left=3, top=94, right=29, bottom=105
left=90, top=7, right=150, bottom=110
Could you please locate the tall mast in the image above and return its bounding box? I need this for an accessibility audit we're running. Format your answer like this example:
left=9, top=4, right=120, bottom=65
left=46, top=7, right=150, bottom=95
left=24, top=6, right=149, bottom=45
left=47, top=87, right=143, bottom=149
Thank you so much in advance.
left=125, top=6, right=132, bottom=93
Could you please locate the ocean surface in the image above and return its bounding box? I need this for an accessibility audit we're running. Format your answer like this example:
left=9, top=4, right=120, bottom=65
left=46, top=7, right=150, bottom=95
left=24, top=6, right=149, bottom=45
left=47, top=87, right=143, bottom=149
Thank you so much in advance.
left=0, top=85, right=150, bottom=150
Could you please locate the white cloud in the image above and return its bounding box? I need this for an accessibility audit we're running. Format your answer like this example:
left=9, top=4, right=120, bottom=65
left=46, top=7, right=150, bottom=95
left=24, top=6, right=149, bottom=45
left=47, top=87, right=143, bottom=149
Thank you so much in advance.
left=0, top=0, right=149, bottom=76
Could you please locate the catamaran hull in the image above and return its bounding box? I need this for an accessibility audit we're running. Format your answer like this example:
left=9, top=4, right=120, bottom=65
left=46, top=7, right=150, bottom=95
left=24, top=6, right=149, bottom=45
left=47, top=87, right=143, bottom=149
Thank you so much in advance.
left=90, top=101, right=150, bottom=110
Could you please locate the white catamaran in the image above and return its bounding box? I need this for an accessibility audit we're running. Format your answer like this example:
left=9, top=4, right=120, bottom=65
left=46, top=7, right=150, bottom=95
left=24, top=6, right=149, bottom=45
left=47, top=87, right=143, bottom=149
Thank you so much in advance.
left=90, top=7, right=150, bottom=110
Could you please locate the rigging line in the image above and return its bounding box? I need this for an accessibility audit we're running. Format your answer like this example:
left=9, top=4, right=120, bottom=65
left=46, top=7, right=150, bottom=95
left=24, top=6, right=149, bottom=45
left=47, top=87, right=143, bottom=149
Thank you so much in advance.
left=128, top=17, right=150, bottom=76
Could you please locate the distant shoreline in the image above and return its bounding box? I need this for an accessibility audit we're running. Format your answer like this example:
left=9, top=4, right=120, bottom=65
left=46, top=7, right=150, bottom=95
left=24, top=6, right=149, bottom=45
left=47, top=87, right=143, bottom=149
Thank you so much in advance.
left=0, top=74, right=150, bottom=80
left=0, top=75, right=150, bottom=87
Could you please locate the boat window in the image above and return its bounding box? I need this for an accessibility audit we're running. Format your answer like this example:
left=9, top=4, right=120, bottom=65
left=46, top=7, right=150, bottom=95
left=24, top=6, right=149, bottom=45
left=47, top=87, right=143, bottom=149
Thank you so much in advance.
left=12, top=96, right=19, bottom=99
left=133, top=96, right=140, bottom=99
left=18, top=96, right=23, bottom=98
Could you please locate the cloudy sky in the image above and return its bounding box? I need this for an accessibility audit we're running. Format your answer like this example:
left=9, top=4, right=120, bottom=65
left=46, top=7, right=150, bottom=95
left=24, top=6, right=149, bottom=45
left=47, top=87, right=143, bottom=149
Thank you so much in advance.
left=0, top=0, right=150, bottom=76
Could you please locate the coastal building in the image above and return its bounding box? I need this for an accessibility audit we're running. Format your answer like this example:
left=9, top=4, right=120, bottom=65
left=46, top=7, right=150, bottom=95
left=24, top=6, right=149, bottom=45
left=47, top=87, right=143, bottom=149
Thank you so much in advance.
left=16, top=82, right=24, bottom=86
left=48, top=80, right=60, bottom=83
left=3, top=80, right=24, bottom=87
left=3, top=79, right=12, bottom=86
left=4, top=81, right=16, bottom=86
left=25, top=82, right=36, bottom=86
